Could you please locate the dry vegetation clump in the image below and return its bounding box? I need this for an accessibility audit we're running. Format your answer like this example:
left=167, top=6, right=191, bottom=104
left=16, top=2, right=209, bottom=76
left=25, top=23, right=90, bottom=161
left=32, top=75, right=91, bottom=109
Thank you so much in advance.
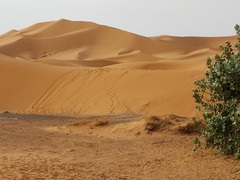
left=144, top=116, right=173, bottom=131
left=177, top=119, right=205, bottom=134
left=67, top=120, right=90, bottom=127
left=67, top=117, right=109, bottom=129
left=162, top=114, right=187, bottom=122
left=93, top=118, right=109, bottom=127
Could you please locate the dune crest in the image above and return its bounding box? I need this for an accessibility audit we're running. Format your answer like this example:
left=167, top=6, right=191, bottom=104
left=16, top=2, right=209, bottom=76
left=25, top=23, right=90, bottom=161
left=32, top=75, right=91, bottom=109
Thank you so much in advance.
left=0, top=19, right=237, bottom=116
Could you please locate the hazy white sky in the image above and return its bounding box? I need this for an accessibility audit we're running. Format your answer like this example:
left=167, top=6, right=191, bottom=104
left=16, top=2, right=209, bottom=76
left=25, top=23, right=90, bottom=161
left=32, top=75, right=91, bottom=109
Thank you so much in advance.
left=0, top=0, right=239, bottom=36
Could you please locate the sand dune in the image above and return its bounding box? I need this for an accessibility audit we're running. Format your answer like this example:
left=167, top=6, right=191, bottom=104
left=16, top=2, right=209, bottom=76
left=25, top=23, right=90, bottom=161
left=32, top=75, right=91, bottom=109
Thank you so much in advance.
left=0, top=19, right=237, bottom=116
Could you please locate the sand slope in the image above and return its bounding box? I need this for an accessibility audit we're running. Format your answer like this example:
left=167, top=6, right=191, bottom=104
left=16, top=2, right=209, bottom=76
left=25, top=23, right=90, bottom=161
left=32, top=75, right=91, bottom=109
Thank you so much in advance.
left=0, top=113, right=239, bottom=179
left=1, top=113, right=239, bottom=179
left=0, top=19, right=237, bottom=116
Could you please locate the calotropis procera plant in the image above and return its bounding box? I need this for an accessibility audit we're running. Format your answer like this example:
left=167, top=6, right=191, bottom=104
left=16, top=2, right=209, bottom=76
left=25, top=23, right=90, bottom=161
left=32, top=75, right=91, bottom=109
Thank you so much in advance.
left=192, top=25, right=240, bottom=158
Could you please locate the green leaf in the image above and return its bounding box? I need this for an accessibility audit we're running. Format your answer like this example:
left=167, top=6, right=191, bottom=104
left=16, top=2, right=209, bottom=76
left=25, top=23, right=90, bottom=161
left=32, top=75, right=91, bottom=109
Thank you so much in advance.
left=192, top=24, right=240, bottom=158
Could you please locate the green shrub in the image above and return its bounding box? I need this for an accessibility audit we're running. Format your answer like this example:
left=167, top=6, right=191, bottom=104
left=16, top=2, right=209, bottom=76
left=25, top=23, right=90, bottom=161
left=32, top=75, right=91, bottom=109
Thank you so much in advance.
left=192, top=25, right=240, bottom=158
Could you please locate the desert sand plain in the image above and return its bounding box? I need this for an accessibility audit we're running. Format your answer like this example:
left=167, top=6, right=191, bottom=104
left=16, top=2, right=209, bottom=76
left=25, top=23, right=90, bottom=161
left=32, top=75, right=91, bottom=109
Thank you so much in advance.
left=0, top=19, right=239, bottom=179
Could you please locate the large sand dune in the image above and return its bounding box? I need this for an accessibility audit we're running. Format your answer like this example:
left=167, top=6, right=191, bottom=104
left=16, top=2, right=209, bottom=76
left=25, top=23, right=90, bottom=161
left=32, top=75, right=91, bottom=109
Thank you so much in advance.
left=0, top=19, right=237, bottom=116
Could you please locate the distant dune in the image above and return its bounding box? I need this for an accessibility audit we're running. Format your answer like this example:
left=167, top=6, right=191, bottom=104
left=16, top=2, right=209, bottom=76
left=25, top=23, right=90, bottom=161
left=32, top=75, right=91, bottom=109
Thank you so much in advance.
left=0, top=19, right=237, bottom=116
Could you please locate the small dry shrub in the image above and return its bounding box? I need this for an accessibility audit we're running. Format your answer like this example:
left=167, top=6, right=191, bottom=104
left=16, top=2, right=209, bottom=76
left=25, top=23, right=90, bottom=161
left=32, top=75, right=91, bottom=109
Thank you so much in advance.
left=178, top=121, right=205, bottom=134
left=67, top=117, right=109, bottom=129
left=144, top=116, right=172, bottom=131
left=93, top=118, right=109, bottom=126
left=67, top=120, right=90, bottom=127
